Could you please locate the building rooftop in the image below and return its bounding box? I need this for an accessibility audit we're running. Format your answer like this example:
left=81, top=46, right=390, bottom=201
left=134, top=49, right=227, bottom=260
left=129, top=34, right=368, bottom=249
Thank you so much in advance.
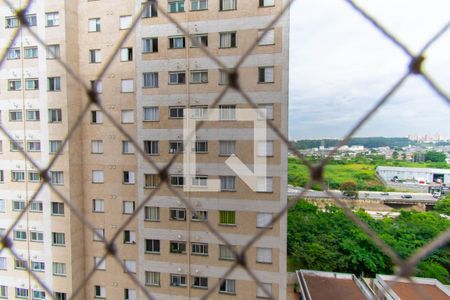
left=376, top=166, right=450, bottom=174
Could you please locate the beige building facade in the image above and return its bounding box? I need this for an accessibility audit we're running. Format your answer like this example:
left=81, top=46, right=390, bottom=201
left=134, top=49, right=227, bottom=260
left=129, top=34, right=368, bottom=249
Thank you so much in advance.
left=0, top=0, right=289, bottom=299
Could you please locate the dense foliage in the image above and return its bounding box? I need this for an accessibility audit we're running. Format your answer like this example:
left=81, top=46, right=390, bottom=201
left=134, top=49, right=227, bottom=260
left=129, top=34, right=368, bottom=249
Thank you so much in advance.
left=288, top=201, right=450, bottom=283
left=424, top=151, right=447, bottom=163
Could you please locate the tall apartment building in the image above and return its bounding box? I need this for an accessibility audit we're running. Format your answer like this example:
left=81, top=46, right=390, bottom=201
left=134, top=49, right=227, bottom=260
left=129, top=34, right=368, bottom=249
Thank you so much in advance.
left=0, top=0, right=289, bottom=299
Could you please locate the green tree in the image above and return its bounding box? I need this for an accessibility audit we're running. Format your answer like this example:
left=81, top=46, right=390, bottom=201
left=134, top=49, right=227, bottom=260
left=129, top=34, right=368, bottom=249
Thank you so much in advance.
left=425, top=151, right=447, bottom=163
left=392, top=151, right=399, bottom=159
left=339, top=181, right=358, bottom=198
left=435, top=195, right=450, bottom=215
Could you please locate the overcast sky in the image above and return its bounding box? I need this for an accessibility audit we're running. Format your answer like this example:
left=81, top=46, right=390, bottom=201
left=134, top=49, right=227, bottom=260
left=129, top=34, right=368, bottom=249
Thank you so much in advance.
left=288, top=0, right=450, bottom=139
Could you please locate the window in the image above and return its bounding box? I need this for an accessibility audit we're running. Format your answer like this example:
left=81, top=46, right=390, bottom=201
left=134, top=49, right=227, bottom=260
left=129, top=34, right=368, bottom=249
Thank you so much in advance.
left=143, top=107, right=159, bottom=121
left=145, top=271, right=160, bottom=286
left=123, top=171, right=135, bottom=184
left=170, top=274, right=187, bottom=287
left=123, top=259, right=136, bottom=273
left=121, top=79, right=134, bottom=92
left=12, top=200, right=25, bottom=211
left=24, top=46, right=38, bottom=58
left=219, top=210, right=236, bottom=225
left=26, top=110, right=40, bottom=121
left=219, top=244, right=235, bottom=260
left=91, top=140, right=103, bottom=154
left=258, top=28, right=275, bottom=45
left=143, top=2, right=158, bottom=18
left=27, top=141, right=41, bottom=152
left=31, top=261, right=45, bottom=272
left=49, top=140, right=62, bottom=154
left=8, top=79, right=21, bottom=91
left=191, top=175, right=207, bottom=187
left=219, top=32, right=237, bottom=48
left=5, top=16, right=18, bottom=28
left=121, top=110, right=134, bottom=123
left=259, top=0, right=275, bottom=7
left=257, top=177, right=273, bottom=192
left=170, top=241, right=186, bottom=254
left=51, top=202, right=65, bottom=215
left=219, top=105, right=236, bottom=120
left=142, top=37, right=158, bottom=53
left=92, top=170, right=104, bottom=183
left=15, top=288, right=28, bottom=299
left=50, top=171, right=63, bottom=184
left=191, top=210, right=208, bottom=221
left=91, top=110, right=103, bottom=124
left=11, top=171, right=25, bottom=182
left=169, top=208, right=186, bottom=221
left=143, top=72, right=158, bottom=88
left=123, top=230, right=136, bottom=244
left=258, top=104, right=274, bottom=120
left=15, top=260, right=27, bottom=270
left=220, top=176, right=236, bottom=191
left=0, top=171, right=3, bottom=183
left=144, top=206, right=160, bottom=221
left=190, top=70, right=208, bottom=83
left=192, top=276, right=208, bottom=289
left=192, top=243, right=208, bottom=255
left=170, top=175, right=184, bottom=186
left=6, top=48, right=20, bottom=60
left=190, top=105, right=208, bottom=118
left=47, top=44, right=60, bottom=59
left=94, top=257, right=105, bottom=270
left=52, top=232, right=65, bottom=245
left=7, top=141, right=19, bottom=153
left=219, top=69, right=229, bottom=85
left=93, top=228, right=105, bottom=241
left=53, top=262, right=66, bottom=276
left=25, top=78, right=39, bottom=90
left=169, top=36, right=185, bottom=49
left=219, top=140, right=236, bottom=155
left=88, top=18, right=100, bottom=32
left=168, top=0, right=185, bottom=13
left=92, top=199, right=105, bottom=213
left=0, top=199, right=4, bottom=212
left=220, top=0, right=236, bottom=10
left=122, top=141, right=134, bottom=154
left=144, top=140, right=159, bottom=155
left=120, top=47, right=133, bottom=61
left=191, top=0, right=208, bottom=10
left=220, top=279, right=236, bottom=294
left=145, top=239, right=160, bottom=253
left=26, top=14, right=37, bottom=26
left=29, top=200, right=43, bottom=211
left=257, top=141, right=273, bottom=157
left=30, top=231, right=44, bottom=242
left=48, top=77, right=61, bottom=91
left=54, top=292, right=67, bottom=300
left=256, top=247, right=272, bottom=263
left=9, top=110, right=23, bottom=121
left=0, top=257, right=6, bottom=270
left=119, top=15, right=132, bottom=29
left=256, top=283, right=272, bottom=298
left=169, top=141, right=183, bottom=154
left=90, top=80, right=102, bottom=93
left=94, top=286, right=106, bottom=298
left=190, top=34, right=208, bottom=47
left=123, top=201, right=135, bottom=214
left=32, top=290, right=45, bottom=300
left=194, top=141, right=208, bottom=153
left=89, top=49, right=101, bottom=63
left=258, top=66, right=274, bottom=83
left=48, top=109, right=62, bottom=123
left=124, top=289, right=136, bottom=300
left=0, top=285, right=7, bottom=298
left=169, top=106, right=184, bottom=118
left=46, top=12, right=59, bottom=26
left=13, top=230, right=27, bottom=241
left=169, top=71, right=186, bottom=85
left=144, top=174, right=160, bottom=188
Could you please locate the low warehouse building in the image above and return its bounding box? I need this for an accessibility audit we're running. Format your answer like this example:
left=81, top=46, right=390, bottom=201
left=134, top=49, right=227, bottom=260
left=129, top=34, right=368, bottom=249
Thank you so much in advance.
left=376, top=166, right=450, bottom=185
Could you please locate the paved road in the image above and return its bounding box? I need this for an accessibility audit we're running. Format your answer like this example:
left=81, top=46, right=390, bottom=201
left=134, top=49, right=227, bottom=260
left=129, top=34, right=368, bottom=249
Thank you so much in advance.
left=288, top=185, right=436, bottom=202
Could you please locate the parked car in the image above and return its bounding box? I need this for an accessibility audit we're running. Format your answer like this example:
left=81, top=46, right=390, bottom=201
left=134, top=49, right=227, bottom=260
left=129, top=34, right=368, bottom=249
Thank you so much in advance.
left=380, top=192, right=389, bottom=196
left=401, top=194, right=412, bottom=199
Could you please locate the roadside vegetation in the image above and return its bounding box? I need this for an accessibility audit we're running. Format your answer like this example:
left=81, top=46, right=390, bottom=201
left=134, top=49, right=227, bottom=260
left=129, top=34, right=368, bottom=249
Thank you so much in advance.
left=287, top=200, right=450, bottom=283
